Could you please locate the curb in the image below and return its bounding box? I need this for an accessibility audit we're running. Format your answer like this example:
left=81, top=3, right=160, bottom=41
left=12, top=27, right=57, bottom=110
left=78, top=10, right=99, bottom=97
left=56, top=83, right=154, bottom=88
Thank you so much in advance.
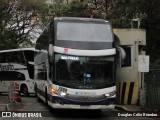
left=115, top=105, right=131, bottom=112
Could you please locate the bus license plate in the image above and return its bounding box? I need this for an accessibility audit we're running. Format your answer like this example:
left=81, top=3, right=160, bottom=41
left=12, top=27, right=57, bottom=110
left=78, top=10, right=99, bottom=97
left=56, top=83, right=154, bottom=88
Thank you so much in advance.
left=80, top=105, right=91, bottom=109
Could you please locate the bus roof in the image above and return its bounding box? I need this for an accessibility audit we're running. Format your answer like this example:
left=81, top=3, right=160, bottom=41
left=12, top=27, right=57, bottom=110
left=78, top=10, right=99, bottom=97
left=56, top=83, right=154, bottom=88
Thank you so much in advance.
left=0, top=48, right=35, bottom=53
left=54, top=17, right=109, bottom=23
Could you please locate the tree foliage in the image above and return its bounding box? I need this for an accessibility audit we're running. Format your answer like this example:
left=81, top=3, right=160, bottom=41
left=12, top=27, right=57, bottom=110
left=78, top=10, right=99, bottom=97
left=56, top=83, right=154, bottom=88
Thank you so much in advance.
left=0, top=0, right=44, bottom=50
left=38, top=0, right=160, bottom=68
left=136, top=0, right=160, bottom=68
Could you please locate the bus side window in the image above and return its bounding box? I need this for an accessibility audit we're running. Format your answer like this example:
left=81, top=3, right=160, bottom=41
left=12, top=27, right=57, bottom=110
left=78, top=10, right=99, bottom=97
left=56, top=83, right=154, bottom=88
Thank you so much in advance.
left=14, top=51, right=25, bottom=64
left=49, top=55, right=53, bottom=79
left=0, top=53, right=6, bottom=63
left=6, top=52, right=14, bottom=63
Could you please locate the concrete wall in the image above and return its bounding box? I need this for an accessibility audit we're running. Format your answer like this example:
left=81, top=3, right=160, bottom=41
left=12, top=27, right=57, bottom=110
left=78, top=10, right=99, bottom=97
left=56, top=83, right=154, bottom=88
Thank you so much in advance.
left=113, top=29, right=146, bottom=105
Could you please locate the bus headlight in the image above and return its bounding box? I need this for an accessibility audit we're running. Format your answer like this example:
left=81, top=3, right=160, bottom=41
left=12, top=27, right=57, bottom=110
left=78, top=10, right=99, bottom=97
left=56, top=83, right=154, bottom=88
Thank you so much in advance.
left=51, top=88, right=57, bottom=93
left=60, top=92, right=66, bottom=97
left=104, top=91, right=116, bottom=97
left=105, top=93, right=110, bottom=97
left=50, top=88, right=67, bottom=97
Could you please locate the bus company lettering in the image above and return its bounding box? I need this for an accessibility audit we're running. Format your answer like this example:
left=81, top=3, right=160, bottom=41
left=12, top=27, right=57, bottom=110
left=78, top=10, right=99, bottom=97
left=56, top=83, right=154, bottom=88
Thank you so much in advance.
left=0, top=64, right=14, bottom=71
left=61, top=56, right=79, bottom=61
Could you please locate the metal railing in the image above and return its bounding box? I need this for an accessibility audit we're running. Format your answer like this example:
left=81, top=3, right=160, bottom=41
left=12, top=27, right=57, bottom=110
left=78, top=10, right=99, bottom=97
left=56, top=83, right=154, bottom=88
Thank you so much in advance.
left=144, top=69, right=160, bottom=110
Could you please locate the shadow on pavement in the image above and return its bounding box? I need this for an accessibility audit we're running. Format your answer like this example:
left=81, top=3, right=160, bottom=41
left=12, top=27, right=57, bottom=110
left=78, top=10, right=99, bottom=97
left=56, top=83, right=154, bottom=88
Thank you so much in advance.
left=52, top=109, right=103, bottom=119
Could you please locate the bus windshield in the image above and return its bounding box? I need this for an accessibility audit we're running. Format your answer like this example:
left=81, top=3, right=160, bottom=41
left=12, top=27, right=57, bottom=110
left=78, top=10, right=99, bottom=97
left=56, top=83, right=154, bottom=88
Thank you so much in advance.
left=23, top=50, right=34, bottom=62
left=56, top=22, right=113, bottom=42
left=54, top=54, right=115, bottom=89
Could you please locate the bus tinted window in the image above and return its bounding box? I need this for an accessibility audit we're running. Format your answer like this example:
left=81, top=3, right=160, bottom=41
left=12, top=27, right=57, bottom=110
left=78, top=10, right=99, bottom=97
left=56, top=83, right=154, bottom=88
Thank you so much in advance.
left=37, top=72, right=47, bottom=80
left=14, top=51, right=25, bottom=64
left=56, top=22, right=113, bottom=42
left=54, top=54, right=115, bottom=89
left=23, top=50, right=34, bottom=62
left=0, top=71, right=25, bottom=80
left=23, top=50, right=35, bottom=79
left=6, top=52, right=14, bottom=63
left=5, top=51, right=25, bottom=64
left=0, top=53, right=6, bottom=63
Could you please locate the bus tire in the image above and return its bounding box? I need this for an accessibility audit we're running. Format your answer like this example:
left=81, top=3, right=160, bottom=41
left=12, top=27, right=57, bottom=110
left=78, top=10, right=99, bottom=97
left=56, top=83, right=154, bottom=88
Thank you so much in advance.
left=22, top=85, right=29, bottom=97
left=34, top=84, right=37, bottom=97
left=95, top=110, right=102, bottom=115
left=45, top=88, right=48, bottom=105
left=45, top=89, right=53, bottom=112
left=37, top=96, right=41, bottom=102
left=48, top=106, right=54, bottom=112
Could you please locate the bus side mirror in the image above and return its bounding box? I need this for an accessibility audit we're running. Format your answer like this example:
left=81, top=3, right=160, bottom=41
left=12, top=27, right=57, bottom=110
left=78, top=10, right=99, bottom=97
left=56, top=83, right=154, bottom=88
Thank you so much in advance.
left=28, top=61, right=34, bottom=65
left=49, top=44, right=53, bottom=56
left=117, top=47, right=126, bottom=67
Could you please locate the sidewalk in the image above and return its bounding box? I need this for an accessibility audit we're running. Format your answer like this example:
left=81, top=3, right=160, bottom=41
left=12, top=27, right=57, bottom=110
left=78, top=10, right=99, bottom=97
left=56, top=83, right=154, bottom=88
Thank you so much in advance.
left=115, top=105, right=144, bottom=112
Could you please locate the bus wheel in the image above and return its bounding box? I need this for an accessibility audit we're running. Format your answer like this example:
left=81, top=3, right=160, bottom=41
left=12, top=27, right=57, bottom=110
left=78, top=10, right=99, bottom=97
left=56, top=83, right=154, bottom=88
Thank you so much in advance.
left=45, top=90, right=48, bottom=105
left=37, top=95, right=41, bottom=102
left=22, top=85, right=29, bottom=97
left=34, top=84, right=37, bottom=97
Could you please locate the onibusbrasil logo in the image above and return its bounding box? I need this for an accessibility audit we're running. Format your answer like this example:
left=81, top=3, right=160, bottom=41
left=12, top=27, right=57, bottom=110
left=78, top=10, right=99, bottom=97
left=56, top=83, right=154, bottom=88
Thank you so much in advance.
left=1, top=112, right=42, bottom=117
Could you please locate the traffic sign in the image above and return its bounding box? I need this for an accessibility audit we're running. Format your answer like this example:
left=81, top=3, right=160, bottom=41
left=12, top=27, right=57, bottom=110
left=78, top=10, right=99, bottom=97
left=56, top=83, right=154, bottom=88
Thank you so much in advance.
left=138, top=55, right=149, bottom=72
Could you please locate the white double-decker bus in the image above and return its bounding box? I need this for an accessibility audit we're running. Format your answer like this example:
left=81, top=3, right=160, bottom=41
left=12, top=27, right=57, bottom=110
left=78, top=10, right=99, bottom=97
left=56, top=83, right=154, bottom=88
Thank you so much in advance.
left=35, top=17, right=116, bottom=110
left=0, top=48, right=36, bottom=96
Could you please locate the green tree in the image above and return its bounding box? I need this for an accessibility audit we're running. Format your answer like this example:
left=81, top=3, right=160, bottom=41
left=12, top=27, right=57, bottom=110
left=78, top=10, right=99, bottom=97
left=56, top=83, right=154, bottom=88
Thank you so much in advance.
left=38, top=0, right=160, bottom=68
left=0, top=0, right=44, bottom=50
left=137, top=0, right=160, bottom=68
left=40, top=0, right=140, bottom=27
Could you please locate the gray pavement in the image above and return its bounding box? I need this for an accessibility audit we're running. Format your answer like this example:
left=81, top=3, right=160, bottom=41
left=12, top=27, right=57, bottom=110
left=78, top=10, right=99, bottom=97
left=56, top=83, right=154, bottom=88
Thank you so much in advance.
left=115, top=105, right=142, bottom=112
left=0, top=96, right=159, bottom=120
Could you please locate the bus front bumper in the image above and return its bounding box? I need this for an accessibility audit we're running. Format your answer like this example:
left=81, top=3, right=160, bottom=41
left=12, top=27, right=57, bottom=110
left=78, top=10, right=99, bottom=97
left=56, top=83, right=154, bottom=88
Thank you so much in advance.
left=48, top=101, right=115, bottom=110
left=48, top=96, right=115, bottom=110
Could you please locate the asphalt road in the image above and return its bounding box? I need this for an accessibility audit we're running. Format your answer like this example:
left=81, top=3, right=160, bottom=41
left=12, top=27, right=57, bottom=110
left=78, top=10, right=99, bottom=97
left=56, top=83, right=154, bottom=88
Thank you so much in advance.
left=0, top=96, right=159, bottom=120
